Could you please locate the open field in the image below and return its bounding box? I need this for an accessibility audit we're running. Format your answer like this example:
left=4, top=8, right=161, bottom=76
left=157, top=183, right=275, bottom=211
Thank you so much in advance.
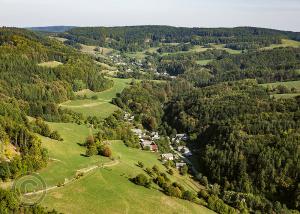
left=196, top=59, right=213, bottom=65
left=80, top=44, right=114, bottom=56
left=261, top=80, right=300, bottom=90
left=262, top=39, right=300, bottom=50
left=272, top=93, right=300, bottom=99
left=261, top=80, right=300, bottom=99
left=38, top=61, right=63, bottom=68
left=40, top=135, right=213, bottom=214
left=60, top=78, right=132, bottom=118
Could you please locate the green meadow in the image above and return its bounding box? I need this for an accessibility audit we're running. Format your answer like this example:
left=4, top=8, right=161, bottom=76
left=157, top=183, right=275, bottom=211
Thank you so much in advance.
left=261, top=80, right=300, bottom=99
left=60, top=78, right=132, bottom=118
left=34, top=77, right=215, bottom=213
left=262, top=39, right=300, bottom=50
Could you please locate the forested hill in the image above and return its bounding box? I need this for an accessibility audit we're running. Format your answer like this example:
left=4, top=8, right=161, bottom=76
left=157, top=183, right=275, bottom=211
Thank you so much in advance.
left=0, top=27, right=112, bottom=183
left=29, top=26, right=76, bottom=33
left=59, top=26, right=300, bottom=51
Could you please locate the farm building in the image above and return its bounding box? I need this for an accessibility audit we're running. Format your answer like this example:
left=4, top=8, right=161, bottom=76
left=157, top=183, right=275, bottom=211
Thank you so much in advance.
left=176, top=162, right=187, bottom=169
left=161, top=153, right=174, bottom=161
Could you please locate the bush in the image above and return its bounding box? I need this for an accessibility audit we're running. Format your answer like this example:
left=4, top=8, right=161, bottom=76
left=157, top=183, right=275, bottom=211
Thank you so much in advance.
left=132, top=174, right=151, bottom=188
left=165, top=185, right=182, bottom=198
left=180, top=165, right=188, bottom=175
left=137, top=161, right=144, bottom=168
left=101, top=146, right=112, bottom=157
left=182, top=190, right=196, bottom=201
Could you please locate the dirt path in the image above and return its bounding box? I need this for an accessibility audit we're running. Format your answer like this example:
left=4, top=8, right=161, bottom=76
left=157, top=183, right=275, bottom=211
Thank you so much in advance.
left=24, top=159, right=120, bottom=196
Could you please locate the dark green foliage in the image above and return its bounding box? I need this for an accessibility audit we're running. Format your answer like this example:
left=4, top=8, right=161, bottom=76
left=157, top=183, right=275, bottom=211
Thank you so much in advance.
left=0, top=188, right=58, bottom=214
left=0, top=27, right=113, bottom=121
left=210, top=48, right=300, bottom=83
left=0, top=99, right=48, bottom=180
left=62, top=26, right=300, bottom=52
left=131, top=174, right=151, bottom=188
left=30, top=118, right=63, bottom=141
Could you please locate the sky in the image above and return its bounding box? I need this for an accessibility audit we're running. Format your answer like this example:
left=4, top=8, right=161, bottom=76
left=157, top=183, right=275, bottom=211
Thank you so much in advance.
left=0, top=0, right=299, bottom=31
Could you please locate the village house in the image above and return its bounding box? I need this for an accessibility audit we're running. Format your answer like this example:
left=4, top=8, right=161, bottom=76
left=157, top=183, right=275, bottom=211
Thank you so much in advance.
left=161, top=153, right=174, bottom=161
left=131, top=128, right=143, bottom=138
left=177, top=146, right=192, bottom=157
left=172, top=133, right=189, bottom=144
left=141, top=140, right=158, bottom=152
left=151, top=132, right=160, bottom=140
left=176, top=162, right=187, bottom=169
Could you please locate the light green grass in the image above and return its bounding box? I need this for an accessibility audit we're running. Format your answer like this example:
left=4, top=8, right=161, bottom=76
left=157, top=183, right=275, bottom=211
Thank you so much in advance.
left=38, top=122, right=108, bottom=188
left=38, top=61, right=63, bottom=68
left=262, top=39, right=300, bottom=50
left=41, top=139, right=213, bottom=214
left=272, top=93, right=300, bottom=99
left=261, top=80, right=300, bottom=90
left=261, top=80, right=300, bottom=99
left=196, top=59, right=213, bottom=65
left=80, top=44, right=114, bottom=56
left=210, top=44, right=242, bottom=54
left=60, top=78, right=132, bottom=118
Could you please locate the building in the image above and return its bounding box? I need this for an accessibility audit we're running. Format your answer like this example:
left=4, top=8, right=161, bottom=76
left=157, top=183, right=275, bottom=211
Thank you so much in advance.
left=141, top=140, right=158, bottom=152
left=177, top=146, right=192, bottom=157
left=161, top=153, right=174, bottom=161
left=131, top=128, right=143, bottom=138
left=151, top=132, right=160, bottom=140
left=176, top=162, right=187, bottom=169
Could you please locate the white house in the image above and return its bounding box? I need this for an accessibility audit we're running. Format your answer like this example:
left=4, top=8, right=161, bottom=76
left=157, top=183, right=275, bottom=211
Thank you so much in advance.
left=176, top=162, right=187, bottom=169
left=161, top=153, right=174, bottom=161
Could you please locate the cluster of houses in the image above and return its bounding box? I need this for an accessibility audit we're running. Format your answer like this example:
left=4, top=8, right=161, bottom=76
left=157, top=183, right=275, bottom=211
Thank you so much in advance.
left=161, top=153, right=187, bottom=169
left=131, top=128, right=160, bottom=152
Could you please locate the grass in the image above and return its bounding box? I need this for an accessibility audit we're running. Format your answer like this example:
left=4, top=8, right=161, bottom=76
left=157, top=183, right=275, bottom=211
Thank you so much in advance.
left=60, top=78, right=132, bottom=118
left=272, top=93, right=300, bottom=99
left=40, top=136, right=213, bottom=214
left=260, top=80, right=300, bottom=99
left=80, top=44, right=114, bottom=56
left=262, top=39, right=300, bottom=50
left=196, top=59, right=213, bottom=65
left=210, top=44, right=242, bottom=54
left=261, top=80, right=300, bottom=91
left=38, top=61, right=63, bottom=68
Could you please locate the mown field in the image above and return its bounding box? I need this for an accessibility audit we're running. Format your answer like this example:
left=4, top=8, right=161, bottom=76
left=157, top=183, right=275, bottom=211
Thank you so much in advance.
left=261, top=80, right=300, bottom=99
left=262, top=39, right=300, bottom=50
left=40, top=136, right=213, bottom=214
left=60, top=78, right=132, bottom=118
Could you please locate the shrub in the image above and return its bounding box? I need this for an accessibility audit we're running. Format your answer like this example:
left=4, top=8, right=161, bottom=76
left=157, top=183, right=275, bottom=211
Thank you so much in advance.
left=165, top=185, right=182, bottom=198
left=182, top=190, right=196, bottom=201
left=101, top=146, right=112, bottom=157
left=132, top=174, right=151, bottom=188
left=137, top=161, right=144, bottom=168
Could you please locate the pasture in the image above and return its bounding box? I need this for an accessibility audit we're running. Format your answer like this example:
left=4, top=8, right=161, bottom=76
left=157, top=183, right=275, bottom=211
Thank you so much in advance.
left=60, top=78, right=132, bottom=118
left=38, top=61, right=63, bottom=68
left=40, top=136, right=213, bottom=214
left=262, top=39, right=300, bottom=50
left=261, top=80, right=300, bottom=99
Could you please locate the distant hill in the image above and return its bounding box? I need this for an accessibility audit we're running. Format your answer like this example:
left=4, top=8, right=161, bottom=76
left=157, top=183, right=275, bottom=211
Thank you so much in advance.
left=28, top=26, right=76, bottom=33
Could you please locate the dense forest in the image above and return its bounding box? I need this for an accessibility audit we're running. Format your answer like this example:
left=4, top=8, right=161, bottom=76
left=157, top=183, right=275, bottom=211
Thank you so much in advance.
left=59, top=26, right=300, bottom=51
left=114, top=79, right=300, bottom=213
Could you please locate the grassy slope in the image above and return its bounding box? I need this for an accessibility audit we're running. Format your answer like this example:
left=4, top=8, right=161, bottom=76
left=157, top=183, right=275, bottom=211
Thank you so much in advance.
left=60, top=78, right=132, bottom=118
left=38, top=61, right=63, bottom=68
left=261, top=80, right=300, bottom=99
left=262, top=39, right=300, bottom=50
left=39, top=77, right=214, bottom=213
left=41, top=137, right=213, bottom=214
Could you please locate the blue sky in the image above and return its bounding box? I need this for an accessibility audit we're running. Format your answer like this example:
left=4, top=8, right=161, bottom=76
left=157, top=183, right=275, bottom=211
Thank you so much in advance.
left=0, top=0, right=299, bottom=31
